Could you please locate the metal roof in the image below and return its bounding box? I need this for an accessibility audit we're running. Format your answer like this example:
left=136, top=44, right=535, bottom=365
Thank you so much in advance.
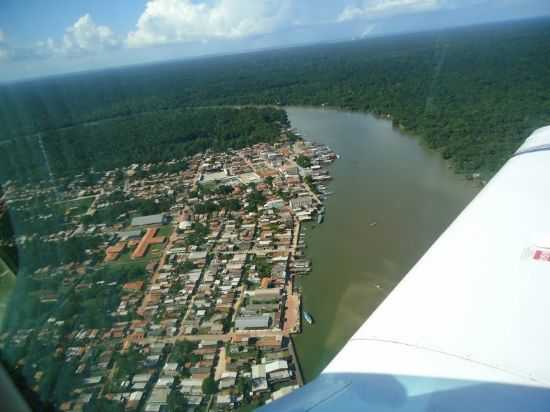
left=130, top=213, right=166, bottom=227
left=235, top=314, right=271, bottom=329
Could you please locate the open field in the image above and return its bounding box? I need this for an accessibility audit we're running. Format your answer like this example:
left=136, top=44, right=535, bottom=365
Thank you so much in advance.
left=157, top=224, right=173, bottom=238
left=59, top=197, right=94, bottom=216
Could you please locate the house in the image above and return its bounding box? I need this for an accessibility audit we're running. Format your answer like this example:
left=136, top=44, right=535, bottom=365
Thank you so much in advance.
left=216, top=393, right=234, bottom=406
left=155, top=377, right=174, bottom=388
left=145, top=388, right=169, bottom=411
left=123, top=281, right=144, bottom=292
left=180, top=378, right=203, bottom=394
left=269, top=369, right=292, bottom=382
left=251, top=377, right=269, bottom=393
left=145, top=355, right=161, bottom=367
left=133, top=373, right=153, bottom=384
left=127, top=391, right=143, bottom=410
left=162, top=362, right=179, bottom=377
left=256, top=335, right=283, bottom=351
left=105, top=241, right=127, bottom=262
left=188, top=250, right=208, bottom=261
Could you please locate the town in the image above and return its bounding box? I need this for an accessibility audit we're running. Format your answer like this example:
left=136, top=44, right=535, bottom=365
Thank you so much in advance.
left=0, top=130, right=337, bottom=411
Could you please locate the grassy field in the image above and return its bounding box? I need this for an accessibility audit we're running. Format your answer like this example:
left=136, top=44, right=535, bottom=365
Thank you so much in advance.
left=157, top=224, right=173, bottom=238
left=106, top=261, right=148, bottom=275
left=106, top=242, right=163, bottom=267
left=107, top=249, right=147, bottom=266
left=59, top=197, right=94, bottom=216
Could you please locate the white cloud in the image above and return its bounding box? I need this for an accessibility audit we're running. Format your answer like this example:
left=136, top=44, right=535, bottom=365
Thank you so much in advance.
left=37, top=14, right=119, bottom=57
left=127, top=0, right=292, bottom=48
left=338, top=0, right=443, bottom=22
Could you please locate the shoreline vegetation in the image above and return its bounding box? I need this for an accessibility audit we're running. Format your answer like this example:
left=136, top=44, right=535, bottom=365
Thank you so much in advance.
left=2, top=17, right=550, bottom=180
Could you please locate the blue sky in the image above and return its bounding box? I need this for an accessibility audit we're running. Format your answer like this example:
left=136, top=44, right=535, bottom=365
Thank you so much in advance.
left=0, top=0, right=549, bottom=82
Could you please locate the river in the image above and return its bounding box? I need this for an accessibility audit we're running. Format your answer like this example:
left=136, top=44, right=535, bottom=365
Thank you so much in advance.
left=286, top=107, right=480, bottom=382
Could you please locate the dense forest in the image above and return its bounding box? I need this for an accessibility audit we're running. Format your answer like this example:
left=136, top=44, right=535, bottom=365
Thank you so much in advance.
left=0, top=107, right=288, bottom=182
left=1, top=17, right=550, bottom=176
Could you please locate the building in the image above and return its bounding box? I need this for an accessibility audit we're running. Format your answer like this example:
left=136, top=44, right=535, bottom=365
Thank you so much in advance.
left=201, top=170, right=229, bottom=183
left=131, top=213, right=167, bottom=227
left=251, top=288, right=281, bottom=302
left=235, top=314, right=271, bottom=330
left=117, top=229, right=144, bottom=240
left=145, top=388, right=169, bottom=411
left=123, top=281, right=144, bottom=292
left=251, top=364, right=266, bottom=379
left=132, top=228, right=166, bottom=259
left=264, top=199, right=285, bottom=209
left=290, top=196, right=313, bottom=210
left=238, top=172, right=262, bottom=184
left=265, top=359, right=288, bottom=374
left=104, top=241, right=126, bottom=262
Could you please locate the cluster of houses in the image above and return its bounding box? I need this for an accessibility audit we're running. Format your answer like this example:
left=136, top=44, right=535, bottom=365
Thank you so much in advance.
left=0, top=131, right=338, bottom=411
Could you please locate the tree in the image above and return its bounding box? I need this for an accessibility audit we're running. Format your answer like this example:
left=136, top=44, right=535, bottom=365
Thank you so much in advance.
left=296, top=155, right=312, bottom=168
left=185, top=223, right=209, bottom=246
left=169, top=341, right=198, bottom=364
left=245, top=190, right=266, bottom=212
left=221, top=198, right=241, bottom=211
left=237, top=377, right=252, bottom=398
left=179, top=260, right=196, bottom=273
left=167, top=390, right=188, bottom=412
left=202, top=376, right=218, bottom=395
left=86, top=399, right=124, bottom=412
left=194, top=201, right=219, bottom=215
left=216, top=185, right=233, bottom=195
left=254, top=257, right=272, bottom=278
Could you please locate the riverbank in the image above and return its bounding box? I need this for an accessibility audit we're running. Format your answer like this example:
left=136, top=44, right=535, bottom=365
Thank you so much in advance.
left=286, top=107, right=480, bottom=382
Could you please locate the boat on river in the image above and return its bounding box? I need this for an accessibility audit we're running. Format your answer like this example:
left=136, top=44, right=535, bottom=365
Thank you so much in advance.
left=303, top=311, right=314, bottom=324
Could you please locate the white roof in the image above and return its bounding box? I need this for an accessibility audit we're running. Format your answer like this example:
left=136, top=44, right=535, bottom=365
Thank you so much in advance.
left=324, top=126, right=550, bottom=388
left=266, top=359, right=288, bottom=374
left=133, top=373, right=152, bottom=383
left=251, top=364, right=266, bottom=379
left=180, top=378, right=203, bottom=387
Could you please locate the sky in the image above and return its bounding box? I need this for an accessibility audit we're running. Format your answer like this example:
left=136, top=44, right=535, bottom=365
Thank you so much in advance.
left=0, top=0, right=549, bottom=82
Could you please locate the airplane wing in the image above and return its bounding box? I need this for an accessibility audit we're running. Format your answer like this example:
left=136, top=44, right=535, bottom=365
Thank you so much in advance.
left=261, top=126, right=550, bottom=411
